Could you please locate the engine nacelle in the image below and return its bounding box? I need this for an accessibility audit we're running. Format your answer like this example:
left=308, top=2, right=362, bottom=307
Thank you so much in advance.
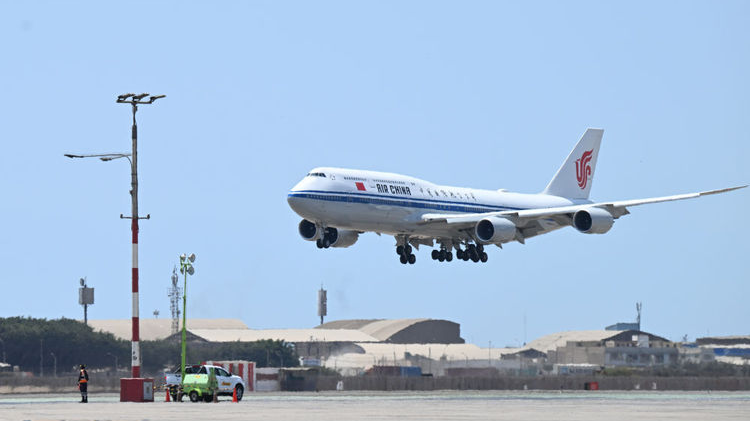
left=329, top=228, right=359, bottom=248
left=573, top=207, right=614, bottom=234
left=298, top=220, right=359, bottom=248
left=298, top=219, right=320, bottom=241
left=475, top=216, right=517, bottom=244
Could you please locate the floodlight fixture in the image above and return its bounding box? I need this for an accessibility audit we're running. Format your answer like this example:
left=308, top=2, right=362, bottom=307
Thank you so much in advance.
left=188, top=253, right=196, bottom=263
left=180, top=253, right=186, bottom=262
left=133, top=93, right=149, bottom=101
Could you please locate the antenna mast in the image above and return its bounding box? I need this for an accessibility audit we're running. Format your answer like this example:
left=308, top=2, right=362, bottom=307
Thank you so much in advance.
left=168, top=267, right=182, bottom=335
left=636, top=302, right=642, bottom=331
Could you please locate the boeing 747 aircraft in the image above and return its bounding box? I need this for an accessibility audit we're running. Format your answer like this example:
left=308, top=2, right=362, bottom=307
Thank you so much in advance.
left=287, top=129, right=744, bottom=264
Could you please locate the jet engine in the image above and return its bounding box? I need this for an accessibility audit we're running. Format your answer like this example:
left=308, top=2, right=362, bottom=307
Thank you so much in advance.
left=298, top=220, right=359, bottom=248
left=298, top=219, right=320, bottom=241
left=573, top=208, right=614, bottom=234
left=328, top=228, right=359, bottom=248
left=475, top=216, right=517, bottom=244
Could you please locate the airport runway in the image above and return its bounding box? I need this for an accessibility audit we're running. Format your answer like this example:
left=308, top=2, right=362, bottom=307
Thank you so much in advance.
left=1, top=391, right=749, bottom=421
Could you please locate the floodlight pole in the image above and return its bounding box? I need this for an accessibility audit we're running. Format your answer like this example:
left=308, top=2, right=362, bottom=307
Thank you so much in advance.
left=116, top=93, right=165, bottom=378
left=178, top=254, right=195, bottom=382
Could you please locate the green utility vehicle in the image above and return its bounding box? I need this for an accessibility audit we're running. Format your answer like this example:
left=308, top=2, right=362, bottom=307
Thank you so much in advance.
left=180, top=366, right=219, bottom=403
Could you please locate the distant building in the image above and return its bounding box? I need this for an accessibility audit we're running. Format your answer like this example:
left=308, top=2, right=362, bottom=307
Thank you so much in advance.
left=696, top=335, right=750, bottom=365
left=605, top=322, right=639, bottom=331
left=526, top=330, right=679, bottom=367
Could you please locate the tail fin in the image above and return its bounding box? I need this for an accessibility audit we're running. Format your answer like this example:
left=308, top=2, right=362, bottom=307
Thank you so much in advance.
left=542, top=128, right=603, bottom=200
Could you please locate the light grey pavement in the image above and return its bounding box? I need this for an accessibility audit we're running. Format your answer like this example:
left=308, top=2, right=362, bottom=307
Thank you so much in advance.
left=1, top=391, right=749, bottom=421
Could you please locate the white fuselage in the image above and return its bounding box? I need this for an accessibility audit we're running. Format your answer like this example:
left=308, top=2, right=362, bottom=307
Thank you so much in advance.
left=287, top=167, right=584, bottom=240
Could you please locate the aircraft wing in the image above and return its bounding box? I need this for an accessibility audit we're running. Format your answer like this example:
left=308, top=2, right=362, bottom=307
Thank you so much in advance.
left=420, top=186, right=746, bottom=238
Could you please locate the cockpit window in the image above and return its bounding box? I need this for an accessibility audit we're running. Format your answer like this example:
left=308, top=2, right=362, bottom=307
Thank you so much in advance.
left=306, top=172, right=326, bottom=177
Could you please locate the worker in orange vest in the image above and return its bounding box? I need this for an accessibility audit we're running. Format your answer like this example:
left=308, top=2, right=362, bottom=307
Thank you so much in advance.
left=77, top=364, right=89, bottom=403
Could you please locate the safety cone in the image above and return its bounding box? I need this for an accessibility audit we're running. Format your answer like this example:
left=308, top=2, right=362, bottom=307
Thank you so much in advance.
left=165, top=388, right=171, bottom=402
left=232, top=387, right=238, bottom=403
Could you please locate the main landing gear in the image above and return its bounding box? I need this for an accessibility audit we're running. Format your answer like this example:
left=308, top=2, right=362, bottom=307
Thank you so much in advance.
left=396, top=244, right=416, bottom=265
left=430, top=247, right=453, bottom=262
left=436, top=243, right=488, bottom=263
left=315, top=229, right=336, bottom=249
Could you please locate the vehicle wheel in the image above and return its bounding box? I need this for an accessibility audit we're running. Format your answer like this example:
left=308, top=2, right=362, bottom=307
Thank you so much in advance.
left=446, top=252, right=453, bottom=262
left=204, top=394, right=213, bottom=403
left=316, top=239, right=323, bottom=249
left=189, top=391, right=200, bottom=403
left=397, top=245, right=404, bottom=255
left=431, top=250, right=439, bottom=260
left=234, top=385, right=244, bottom=401
left=408, top=254, right=416, bottom=264
left=400, top=254, right=408, bottom=264
left=480, top=252, right=488, bottom=263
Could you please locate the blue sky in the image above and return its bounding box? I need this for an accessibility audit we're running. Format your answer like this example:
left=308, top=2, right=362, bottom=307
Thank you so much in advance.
left=1, top=1, right=747, bottom=347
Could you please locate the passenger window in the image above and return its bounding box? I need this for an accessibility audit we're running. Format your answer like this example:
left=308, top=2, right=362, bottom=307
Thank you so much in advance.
left=198, top=366, right=207, bottom=375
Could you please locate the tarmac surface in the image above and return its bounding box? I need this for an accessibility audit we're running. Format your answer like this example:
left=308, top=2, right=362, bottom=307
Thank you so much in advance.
left=1, top=391, right=749, bottom=421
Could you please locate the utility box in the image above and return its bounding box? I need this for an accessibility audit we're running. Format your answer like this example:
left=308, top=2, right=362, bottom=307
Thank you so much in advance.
left=120, top=378, right=154, bottom=402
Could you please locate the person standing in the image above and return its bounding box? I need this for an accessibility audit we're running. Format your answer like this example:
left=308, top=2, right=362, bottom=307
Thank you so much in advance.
left=77, top=364, right=89, bottom=403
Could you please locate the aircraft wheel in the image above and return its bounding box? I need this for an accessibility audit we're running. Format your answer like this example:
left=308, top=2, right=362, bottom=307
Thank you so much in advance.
left=431, top=250, right=439, bottom=260
left=408, top=254, right=416, bottom=264
left=477, top=244, right=484, bottom=252
left=323, top=238, right=331, bottom=248
left=446, top=252, right=453, bottom=262
left=480, top=252, right=488, bottom=262
left=316, top=239, right=323, bottom=249
left=456, top=250, right=464, bottom=259
left=400, top=254, right=408, bottom=264
left=397, top=245, right=404, bottom=255
left=404, top=245, right=412, bottom=254
left=471, top=252, right=480, bottom=263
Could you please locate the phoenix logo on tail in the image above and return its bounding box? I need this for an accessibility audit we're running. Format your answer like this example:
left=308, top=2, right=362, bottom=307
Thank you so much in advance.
left=576, top=149, right=593, bottom=189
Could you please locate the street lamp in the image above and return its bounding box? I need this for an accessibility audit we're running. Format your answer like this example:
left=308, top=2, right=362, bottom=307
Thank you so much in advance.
left=0, top=336, right=5, bottom=364
left=49, top=352, right=57, bottom=377
left=179, top=253, right=196, bottom=382
left=64, top=93, right=164, bottom=380
left=107, top=352, right=118, bottom=372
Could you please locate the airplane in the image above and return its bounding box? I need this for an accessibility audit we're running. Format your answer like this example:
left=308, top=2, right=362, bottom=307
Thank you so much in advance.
left=287, top=128, right=745, bottom=264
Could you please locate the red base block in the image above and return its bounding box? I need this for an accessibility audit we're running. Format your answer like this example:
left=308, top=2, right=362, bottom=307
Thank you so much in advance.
left=120, top=378, right=155, bottom=402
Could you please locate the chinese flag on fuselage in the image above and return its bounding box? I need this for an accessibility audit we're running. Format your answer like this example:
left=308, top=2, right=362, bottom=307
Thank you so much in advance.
left=355, top=182, right=366, bottom=191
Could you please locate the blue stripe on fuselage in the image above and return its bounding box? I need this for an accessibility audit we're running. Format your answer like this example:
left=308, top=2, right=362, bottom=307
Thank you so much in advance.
left=287, top=190, right=524, bottom=214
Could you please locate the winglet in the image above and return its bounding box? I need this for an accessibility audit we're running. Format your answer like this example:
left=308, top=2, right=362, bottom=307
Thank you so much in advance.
left=543, top=128, right=603, bottom=200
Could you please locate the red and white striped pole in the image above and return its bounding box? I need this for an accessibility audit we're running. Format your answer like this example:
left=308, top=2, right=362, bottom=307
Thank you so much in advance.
left=117, top=93, right=163, bottom=378
left=130, top=104, right=141, bottom=378
left=131, top=217, right=140, bottom=377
